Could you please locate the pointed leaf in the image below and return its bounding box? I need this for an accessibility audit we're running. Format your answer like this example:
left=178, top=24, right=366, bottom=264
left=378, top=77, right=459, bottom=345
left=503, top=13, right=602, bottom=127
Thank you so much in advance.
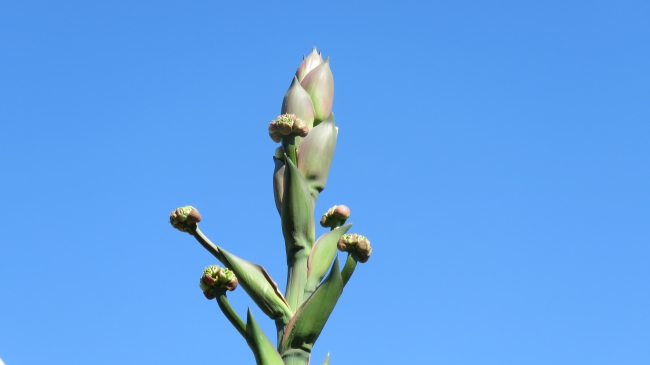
left=297, top=113, right=337, bottom=203
left=246, top=309, right=285, bottom=365
left=281, top=155, right=315, bottom=254
left=218, top=247, right=293, bottom=321
left=280, top=258, right=343, bottom=354
left=322, top=352, right=331, bottom=365
left=305, top=224, right=351, bottom=297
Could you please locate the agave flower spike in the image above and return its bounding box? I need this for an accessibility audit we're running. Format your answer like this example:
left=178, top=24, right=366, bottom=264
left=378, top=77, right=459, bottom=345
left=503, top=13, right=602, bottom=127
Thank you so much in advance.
left=169, top=47, right=373, bottom=365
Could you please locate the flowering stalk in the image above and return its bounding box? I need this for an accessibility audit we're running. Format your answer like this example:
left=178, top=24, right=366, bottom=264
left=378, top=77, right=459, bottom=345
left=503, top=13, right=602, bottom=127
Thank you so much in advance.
left=168, top=48, right=373, bottom=365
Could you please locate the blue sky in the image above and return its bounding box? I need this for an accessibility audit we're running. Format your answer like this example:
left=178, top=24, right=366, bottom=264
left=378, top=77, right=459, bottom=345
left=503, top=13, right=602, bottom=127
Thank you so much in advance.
left=1, top=1, right=648, bottom=364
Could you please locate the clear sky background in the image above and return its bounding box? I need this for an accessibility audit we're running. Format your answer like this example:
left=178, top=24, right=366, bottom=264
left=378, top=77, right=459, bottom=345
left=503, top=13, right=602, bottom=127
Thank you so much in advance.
left=1, top=1, right=648, bottom=364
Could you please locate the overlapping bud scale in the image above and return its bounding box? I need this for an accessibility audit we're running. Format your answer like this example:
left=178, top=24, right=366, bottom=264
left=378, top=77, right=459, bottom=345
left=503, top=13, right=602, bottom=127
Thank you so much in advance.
left=295, top=47, right=324, bottom=83
left=300, top=58, right=334, bottom=124
left=282, top=77, right=316, bottom=129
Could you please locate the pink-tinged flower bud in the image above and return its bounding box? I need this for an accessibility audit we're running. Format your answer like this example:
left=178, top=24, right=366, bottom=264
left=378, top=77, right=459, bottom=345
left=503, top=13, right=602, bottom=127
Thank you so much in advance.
left=282, top=77, right=316, bottom=129
left=337, top=233, right=372, bottom=263
left=300, top=57, right=334, bottom=124
left=295, top=47, right=324, bottom=83
left=268, top=123, right=283, bottom=143
left=169, top=206, right=201, bottom=233
left=268, top=114, right=309, bottom=143
left=320, top=205, right=351, bottom=228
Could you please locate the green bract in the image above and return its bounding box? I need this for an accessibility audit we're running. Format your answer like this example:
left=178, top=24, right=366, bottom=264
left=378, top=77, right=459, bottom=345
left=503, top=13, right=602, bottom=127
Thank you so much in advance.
left=282, top=77, right=316, bottom=130
left=296, top=114, right=338, bottom=204
left=247, top=309, right=285, bottom=365
left=280, top=258, right=344, bottom=354
left=295, top=47, right=324, bottom=83
left=300, top=58, right=334, bottom=124
left=305, top=224, right=351, bottom=300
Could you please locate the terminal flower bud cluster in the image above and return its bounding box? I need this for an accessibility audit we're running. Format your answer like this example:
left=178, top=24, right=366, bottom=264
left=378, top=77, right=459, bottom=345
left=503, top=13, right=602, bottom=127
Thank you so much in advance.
left=337, top=233, right=372, bottom=263
left=200, top=265, right=238, bottom=299
left=268, top=113, right=309, bottom=143
left=320, top=205, right=351, bottom=228
left=169, top=206, right=201, bottom=233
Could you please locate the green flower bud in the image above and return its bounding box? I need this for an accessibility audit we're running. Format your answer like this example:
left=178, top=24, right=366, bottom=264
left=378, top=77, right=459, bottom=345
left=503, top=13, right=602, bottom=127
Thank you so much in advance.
left=300, top=57, right=334, bottom=124
left=320, top=205, right=351, bottom=228
left=295, top=47, right=324, bottom=83
left=282, top=76, right=316, bottom=129
left=169, top=206, right=201, bottom=233
left=337, top=234, right=372, bottom=263
left=200, top=265, right=238, bottom=299
left=268, top=114, right=309, bottom=143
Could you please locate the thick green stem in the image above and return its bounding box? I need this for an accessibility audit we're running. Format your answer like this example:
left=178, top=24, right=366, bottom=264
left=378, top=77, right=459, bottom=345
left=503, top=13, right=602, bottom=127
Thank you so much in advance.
left=341, top=253, right=357, bottom=287
left=275, top=321, right=285, bottom=350
left=282, top=135, right=298, bottom=167
left=216, top=291, right=248, bottom=341
left=285, top=251, right=308, bottom=311
left=282, top=349, right=311, bottom=365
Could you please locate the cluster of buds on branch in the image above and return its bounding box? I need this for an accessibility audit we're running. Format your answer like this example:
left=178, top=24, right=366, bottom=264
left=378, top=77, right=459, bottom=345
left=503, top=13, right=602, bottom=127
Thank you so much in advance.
left=200, top=265, right=238, bottom=299
left=169, top=47, right=372, bottom=365
left=320, top=205, right=351, bottom=229
left=169, top=206, right=201, bottom=233
left=268, top=114, right=309, bottom=142
left=337, top=234, right=372, bottom=263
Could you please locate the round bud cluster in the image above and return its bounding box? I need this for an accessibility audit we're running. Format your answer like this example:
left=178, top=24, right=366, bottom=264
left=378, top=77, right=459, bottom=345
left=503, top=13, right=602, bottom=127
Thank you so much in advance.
left=200, top=265, right=238, bottom=300
left=169, top=206, right=202, bottom=233
left=268, top=114, right=309, bottom=142
left=337, top=234, right=372, bottom=263
left=320, top=205, right=351, bottom=228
